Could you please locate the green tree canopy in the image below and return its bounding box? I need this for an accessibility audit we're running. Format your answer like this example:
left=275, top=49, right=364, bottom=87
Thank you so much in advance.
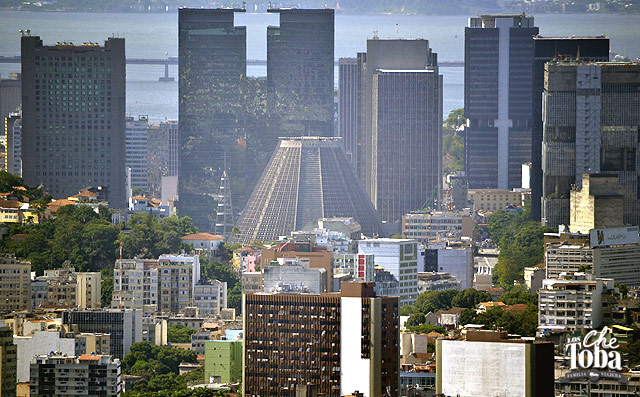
left=167, top=325, right=198, bottom=344
left=451, top=288, right=491, bottom=308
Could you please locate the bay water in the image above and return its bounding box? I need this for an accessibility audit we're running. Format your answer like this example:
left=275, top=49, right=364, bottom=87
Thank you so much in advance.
left=0, top=11, right=638, bottom=121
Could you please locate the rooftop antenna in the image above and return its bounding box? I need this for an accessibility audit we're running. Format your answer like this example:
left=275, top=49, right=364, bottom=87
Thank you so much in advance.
left=373, top=30, right=379, bottom=40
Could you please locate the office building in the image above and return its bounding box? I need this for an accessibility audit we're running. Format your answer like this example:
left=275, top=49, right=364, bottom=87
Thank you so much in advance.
left=338, top=55, right=366, bottom=181
left=262, top=240, right=334, bottom=292
left=62, top=309, right=143, bottom=359
left=204, top=340, right=242, bottom=384
left=5, top=110, right=22, bottom=176
left=125, top=115, right=148, bottom=191
left=178, top=8, right=246, bottom=232
left=436, top=330, right=554, bottom=397
left=371, top=68, right=442, bottom=223
left=545, top=226, right=640, bottom=286
left=542, top=62, right=640, bottom=228
left=401, top=210, right=473, bottom=242
left=0, top=326, right=17, bottom=397
left=30, top=353, right=121, bottom=396
left=243, top=282, right=399, bottom=397
left=0, top=73, right=20, bottom=123
left=21, top=35, right=126, bottom=206
left=147, top=119, right=178, bottom=198
left=530, top=36, right=609, bottom=221
left=193, top=280, right=226, bottom=316
left=233, top=137, right=382, bottom=244
left=426, top=241, right=473, bottom=290
left=76, top=272, right=101, bottom=309
left=358, top=238, right=419, bottom=306
left=267, top=9, right=334, bottom=140
left=263, top=258, right=328, bottom=293
left=538, top=273, right=615, bottom=331
left=465, top=14, right=538, bottom=190
left=0, top=254, right=30, bottom=313
left=467, top=188, right=526, bottom=212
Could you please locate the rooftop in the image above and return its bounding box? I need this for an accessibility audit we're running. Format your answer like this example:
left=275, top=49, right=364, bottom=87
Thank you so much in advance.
left=182, top=233, right=224, bottom=241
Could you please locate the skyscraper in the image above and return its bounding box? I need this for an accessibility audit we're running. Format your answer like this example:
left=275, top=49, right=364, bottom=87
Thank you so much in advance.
left=178, top=8, right=246, bottom=232
left=243, top=282, right=399, bottom=397
left=267, top=8, right=334, bottom=141
left=542, top=62, right=640, bottom=228
left=125, top=115, right=149, bottom=192
left=338, top=54, right=366, bottom=181
left=530, top=36, right=609, bottom=221
left=464, top=14, right=538, bottom=190
left=233, top=137, right=382, bottom=245
left=338, top=40, right=441, bottom=222
left=147, top=119, right=178, bottom=199
left=371, top=68, right=442, bottom=223
left=21, top=35, right=126, bottom=206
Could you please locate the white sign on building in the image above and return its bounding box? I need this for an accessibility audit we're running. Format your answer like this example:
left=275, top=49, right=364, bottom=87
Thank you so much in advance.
left=589, top=226, right=639, bottom=248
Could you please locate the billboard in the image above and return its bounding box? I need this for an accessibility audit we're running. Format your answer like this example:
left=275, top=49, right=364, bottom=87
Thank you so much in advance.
left=590, top=226, right=639, bottom=248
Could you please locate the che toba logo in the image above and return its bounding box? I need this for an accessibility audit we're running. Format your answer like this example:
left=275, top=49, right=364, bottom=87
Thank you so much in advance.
left=566, top=326, right=622, bottom=371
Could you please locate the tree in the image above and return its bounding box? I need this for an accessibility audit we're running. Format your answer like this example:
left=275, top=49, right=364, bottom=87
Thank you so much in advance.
left=459, top=308, right=477, bottom=325
left=405, top=312, right=426, bottom=327
left=407, top=324, right=447, bottom=335
left=101, top=267, right=113, bottom=308
left=500, top=285, right=537, bottom=305
left=123, top=342, right=197, bottom=376
left=167, top=325, right=198, bottom=344
left=412, top=289, right=458, bottom=315
left=451, top=288, right=491, bottom=309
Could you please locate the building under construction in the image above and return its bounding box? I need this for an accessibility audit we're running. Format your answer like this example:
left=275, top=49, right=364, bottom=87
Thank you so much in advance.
left=233, top=137, right=382, bottom=244
left=542, top=62, right=640, bottom=228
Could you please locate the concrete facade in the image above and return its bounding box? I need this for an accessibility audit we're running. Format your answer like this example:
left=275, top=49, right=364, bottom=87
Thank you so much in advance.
left=542, top=62, right=640, bottom=228
left=204, top=340, right=242, bottom=384
left=263, top=258, right=327, bottom=294
left=0, top=326, right=17, bottom=397
left=76, top=272, right=101, bottom=309
left=14, top=331, right=77, bottom=383
left=358, top=238, right=418, bottom=306
left=0, top=254, right=30, bottom=313
left=570, top=174, right=625, bottom=234
left=436, top=331, right=554, bottom=397
left=21, top=36, right=126, bottom=206
left=401, top=210, right=473, bottom=242
left=30, top=353, right=121, bottom=396
left=538, top=273, right=614, bottom=331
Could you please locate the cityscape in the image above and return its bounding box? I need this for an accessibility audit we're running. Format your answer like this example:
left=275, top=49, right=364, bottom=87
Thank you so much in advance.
left=1, top=3, right=640, bottom=397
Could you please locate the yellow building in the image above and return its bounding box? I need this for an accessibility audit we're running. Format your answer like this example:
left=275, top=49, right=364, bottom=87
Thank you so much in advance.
left=76, top=272, right=101, bottom=309
left=468, top=189, right=526, bottom=212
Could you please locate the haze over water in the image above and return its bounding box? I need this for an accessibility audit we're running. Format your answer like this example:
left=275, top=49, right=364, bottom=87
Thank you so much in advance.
left=1, top=11, right=638, bottom=121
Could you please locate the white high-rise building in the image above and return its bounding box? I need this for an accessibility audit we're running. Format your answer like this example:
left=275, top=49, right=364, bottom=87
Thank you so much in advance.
left=125, top=116, right=149, bottom=191
left=358, top=238, right=418, bottom=306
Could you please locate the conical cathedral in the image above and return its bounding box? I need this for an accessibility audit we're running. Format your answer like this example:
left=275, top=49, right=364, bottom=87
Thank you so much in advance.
left=233, top=137, right=382, bottom=244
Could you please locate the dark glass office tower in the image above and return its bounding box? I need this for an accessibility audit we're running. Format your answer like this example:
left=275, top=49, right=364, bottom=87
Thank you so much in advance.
left=464, top=14, right=538, bottom=190
left=372, top=69, right=442, bottom=223
left=21, top=35, right=126, bottom=207
left=530, top=36, right=609, bottom=221
left=267, top=9, right=334, bottom=143
left=338, top=54, right=366, bottom=182
left=178, top=8, right=246, bottom=232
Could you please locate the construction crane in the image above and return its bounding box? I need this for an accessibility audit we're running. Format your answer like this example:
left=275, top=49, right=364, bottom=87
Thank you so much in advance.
left=421, top=186, right=439, bottom=214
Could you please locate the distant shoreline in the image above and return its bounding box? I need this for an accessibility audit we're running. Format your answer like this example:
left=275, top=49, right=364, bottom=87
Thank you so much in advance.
left=0, top=9, right=638, bottom=16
